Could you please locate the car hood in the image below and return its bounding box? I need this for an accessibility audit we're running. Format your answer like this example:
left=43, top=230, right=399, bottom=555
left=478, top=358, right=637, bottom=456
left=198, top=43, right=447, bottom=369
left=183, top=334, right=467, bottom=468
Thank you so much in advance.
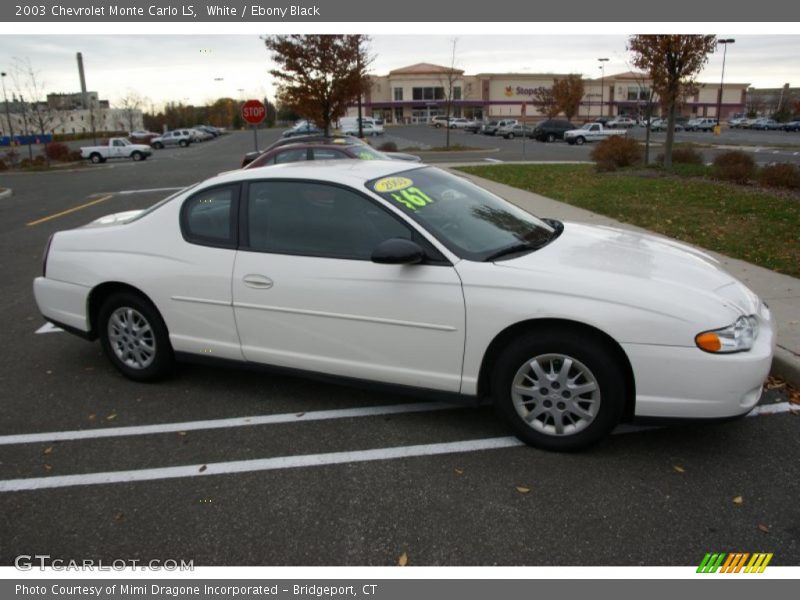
left=497, top=222, right=759, bottom=317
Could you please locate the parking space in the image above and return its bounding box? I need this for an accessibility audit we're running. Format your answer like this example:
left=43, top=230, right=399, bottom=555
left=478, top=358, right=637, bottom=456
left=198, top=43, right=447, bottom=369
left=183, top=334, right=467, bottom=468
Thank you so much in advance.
left=1, top=130, right=799, bottom=566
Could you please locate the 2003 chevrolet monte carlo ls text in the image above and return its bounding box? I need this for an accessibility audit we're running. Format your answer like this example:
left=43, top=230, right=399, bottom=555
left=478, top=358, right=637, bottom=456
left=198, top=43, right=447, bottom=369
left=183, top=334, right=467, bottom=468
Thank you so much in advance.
left=33, top=161, right=775, bottom=451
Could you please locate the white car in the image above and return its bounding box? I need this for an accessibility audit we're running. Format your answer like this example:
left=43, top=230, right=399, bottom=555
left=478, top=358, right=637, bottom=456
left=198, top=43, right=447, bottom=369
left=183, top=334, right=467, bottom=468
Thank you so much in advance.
left=33, top=161, right=775, bottom=451
left=341, top=122, right=384, bottom=136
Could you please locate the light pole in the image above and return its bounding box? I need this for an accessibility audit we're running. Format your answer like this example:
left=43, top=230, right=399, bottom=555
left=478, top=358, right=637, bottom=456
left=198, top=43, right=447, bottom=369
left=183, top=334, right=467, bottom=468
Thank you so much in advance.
left=715, top=39, right=735, bottom=135
left=1, top=71, right=15, bottom=145
left=598, top=58, right=609, bottom=119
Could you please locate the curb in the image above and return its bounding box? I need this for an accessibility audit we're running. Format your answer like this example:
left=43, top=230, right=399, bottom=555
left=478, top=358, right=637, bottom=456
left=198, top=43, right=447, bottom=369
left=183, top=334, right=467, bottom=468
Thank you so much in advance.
left=0, top=188, right=11, bottom=200
left=772, top=347, right=800, bottom=389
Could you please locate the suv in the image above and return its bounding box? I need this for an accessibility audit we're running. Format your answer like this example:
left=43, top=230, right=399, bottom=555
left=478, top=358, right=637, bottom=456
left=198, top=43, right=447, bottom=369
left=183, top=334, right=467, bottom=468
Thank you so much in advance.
left=686, top=118, right=717, bottom=132
left=150, top=130, right=192, bottom=148
left=483, top=119, right=517, bottom=136
left=430, top=116, right=451, bottom=128
left=607, top=116, right=637, bottom=129
left=532, top=119, right=576, bottom=142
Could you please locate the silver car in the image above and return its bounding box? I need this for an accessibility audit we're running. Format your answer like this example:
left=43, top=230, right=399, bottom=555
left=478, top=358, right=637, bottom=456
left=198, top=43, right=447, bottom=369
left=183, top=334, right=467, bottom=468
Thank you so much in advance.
left=150, top=130, right=193, bottom=149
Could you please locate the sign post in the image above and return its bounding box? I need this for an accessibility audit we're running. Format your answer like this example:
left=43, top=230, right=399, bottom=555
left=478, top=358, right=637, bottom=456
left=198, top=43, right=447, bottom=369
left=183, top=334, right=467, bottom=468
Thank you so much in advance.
left=521, top=102, right=527, bottom=158
left=241, top=99, right=267, bottom=151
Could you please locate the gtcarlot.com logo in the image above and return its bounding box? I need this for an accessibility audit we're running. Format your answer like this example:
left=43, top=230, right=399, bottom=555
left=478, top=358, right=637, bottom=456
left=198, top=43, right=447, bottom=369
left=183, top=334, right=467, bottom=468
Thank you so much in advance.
left=697, top=552, right=773, bottom=573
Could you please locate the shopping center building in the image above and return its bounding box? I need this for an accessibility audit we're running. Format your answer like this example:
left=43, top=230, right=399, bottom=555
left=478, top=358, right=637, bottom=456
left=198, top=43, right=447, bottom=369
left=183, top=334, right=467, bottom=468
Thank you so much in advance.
left=357, top=63, right=749, bottom=124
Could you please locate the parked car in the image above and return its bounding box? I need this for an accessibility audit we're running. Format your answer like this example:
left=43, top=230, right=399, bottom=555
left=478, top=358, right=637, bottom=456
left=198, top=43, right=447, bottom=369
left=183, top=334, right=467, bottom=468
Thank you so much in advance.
left=430, top=116, right=452, bottom=128
left=448, top=118, right=471, bottom=129
left=483, top=119, right=518, bottom=136
left=607, top=117, right=637, bottom=129
left=80, top=138, right=152, bottom=163
left=188, top=128, right=213, bottom=142
left=243, top=140, right=419, bottom=169
left=750, top=118, right=782, bottom=130
left=727, top=117, right=749, bottom=128
left=564, top=123, right=627, bottom=145
left=150, top=130, right=193, bottom=148
left=192, top=125, right=222, bottom=137
left=33, top=161, right=775, bottom=452
left=341, top=121, right=384, bottom=136
left=686, top=118, right=718, bottom=132
left=531, top=119, right=576, bottom=142
left=282, top=121, right=323, bottom=138
left=128, top=130, right=160, bottom=144
left=498, top=124, right=534, bottom=139
left=240, top=136, right=420, bottom=168
left=463, top=120, right=482, bottom=133
left=782, top=121, right=800, bottom=132
left=649, top=118, right=685, bottom=132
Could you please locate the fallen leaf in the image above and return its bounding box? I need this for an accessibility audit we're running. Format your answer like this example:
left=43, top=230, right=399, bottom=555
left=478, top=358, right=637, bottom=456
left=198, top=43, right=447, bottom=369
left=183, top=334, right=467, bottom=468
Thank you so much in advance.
left=199, top=465, right=207, bottom=473
left=43, top=464, right=52, bottom=471
left=106, top=413, right=117, bottom=421
left=454, top=468, right=464, bottom=476
left=296, top=412, right=305, bottom=418
left=673, top=465, right=685, bottom=473
left=177, top=431, right=188, bottom=437
left=733, top=496, right=744, bottom=505
left=516, top=486, right=531, bottom=494
left=398, top=552, right=408, bottom=567
left=758, top=523, right=770, bottom=533
left=88, top=414, right=96, bottom=421
left=113, top=512, right=125, bottom=523
left=43, top=447, right=53, bottom=456
left=45, top=370, right=52, bottom=375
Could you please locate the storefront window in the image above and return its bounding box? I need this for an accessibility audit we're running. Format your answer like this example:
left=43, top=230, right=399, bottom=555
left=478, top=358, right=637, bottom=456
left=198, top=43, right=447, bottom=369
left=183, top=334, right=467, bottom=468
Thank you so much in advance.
left=393, top=88, right=403, bottom=101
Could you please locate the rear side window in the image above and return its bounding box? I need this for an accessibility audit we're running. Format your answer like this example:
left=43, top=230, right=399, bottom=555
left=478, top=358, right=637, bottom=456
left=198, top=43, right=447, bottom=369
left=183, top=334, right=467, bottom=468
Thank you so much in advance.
left=180, top=185, right=239, bottom=248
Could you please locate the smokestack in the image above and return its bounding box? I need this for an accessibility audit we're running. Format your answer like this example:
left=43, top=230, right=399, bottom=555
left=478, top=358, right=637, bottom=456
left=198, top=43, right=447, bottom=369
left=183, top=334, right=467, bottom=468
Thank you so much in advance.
left=77, top=52, right=87, bottom=94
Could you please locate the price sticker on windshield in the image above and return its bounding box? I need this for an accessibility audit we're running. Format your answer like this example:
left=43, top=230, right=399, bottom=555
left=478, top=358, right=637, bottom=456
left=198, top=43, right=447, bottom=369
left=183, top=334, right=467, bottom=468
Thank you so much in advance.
left=373, top=176, right=414, bottom=193
left=389, top=187, right=434, bottom=211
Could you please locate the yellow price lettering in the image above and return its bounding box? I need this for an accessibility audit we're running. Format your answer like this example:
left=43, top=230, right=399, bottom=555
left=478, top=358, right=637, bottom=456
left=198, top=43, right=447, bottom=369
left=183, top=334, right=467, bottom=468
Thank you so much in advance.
left=390, top=187, right=434, bottom=210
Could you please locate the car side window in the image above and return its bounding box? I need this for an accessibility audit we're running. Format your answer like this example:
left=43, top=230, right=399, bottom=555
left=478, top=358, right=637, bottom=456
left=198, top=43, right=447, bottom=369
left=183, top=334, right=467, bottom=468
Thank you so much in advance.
left=180, top=185, right=238, bottom=248
left=274, top=149, right=308, bottom=164
left=312, top=149, right=348, bottom=160
left=245, top=181, right=413, bottom=260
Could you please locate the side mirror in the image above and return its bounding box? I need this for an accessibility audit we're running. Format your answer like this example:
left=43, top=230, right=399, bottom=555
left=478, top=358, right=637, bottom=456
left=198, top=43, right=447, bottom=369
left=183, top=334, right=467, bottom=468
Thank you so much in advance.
left=371, top=238, right=425, bottom=265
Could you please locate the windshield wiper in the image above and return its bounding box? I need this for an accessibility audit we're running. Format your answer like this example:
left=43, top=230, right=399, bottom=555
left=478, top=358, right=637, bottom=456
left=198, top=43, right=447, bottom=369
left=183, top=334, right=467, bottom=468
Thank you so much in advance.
left=483, top=242, right=539, bottom=262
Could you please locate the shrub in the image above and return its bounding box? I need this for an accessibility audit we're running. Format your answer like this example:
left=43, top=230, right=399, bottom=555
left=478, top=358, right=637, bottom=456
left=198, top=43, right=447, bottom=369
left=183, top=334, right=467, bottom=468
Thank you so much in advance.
left=68, top=150, right=82, bottom=162
left=712, top=151, right=755, bottom=184
left=656, top=146, right=704, bottom=165
left=590, top=136, right=642, bottom=172
left=758, top=163, right=800, bottom=190
left=45, top=142, right=71, bottom=161
left=378, top=141, right=398, bottom=152
left=19, top=158, right=32, bottom=168
left=33, top=155, right=46, bottom=166
left=0, top=159, right=7, bottom=171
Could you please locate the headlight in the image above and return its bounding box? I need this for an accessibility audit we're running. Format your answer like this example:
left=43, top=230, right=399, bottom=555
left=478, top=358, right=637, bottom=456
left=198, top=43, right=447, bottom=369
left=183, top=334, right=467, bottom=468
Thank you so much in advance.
left=695, top=315, right=759, bottom=353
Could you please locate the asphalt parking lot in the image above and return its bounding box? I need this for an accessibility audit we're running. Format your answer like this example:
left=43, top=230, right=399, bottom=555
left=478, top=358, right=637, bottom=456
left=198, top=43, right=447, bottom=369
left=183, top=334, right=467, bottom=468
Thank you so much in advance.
left=1, top=130, right=798, bottom=567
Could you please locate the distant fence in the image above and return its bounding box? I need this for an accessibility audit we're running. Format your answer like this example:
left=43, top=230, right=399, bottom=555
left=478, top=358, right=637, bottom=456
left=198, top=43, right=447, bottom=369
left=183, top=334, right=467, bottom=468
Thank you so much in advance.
left=0, top=134, right=53, bottom=146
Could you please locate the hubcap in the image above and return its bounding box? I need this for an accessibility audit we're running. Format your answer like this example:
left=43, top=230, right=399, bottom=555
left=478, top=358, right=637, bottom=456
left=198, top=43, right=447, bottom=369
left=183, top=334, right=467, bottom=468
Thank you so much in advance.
left=108, top=307, right=156, bottom=370
left=511, top=353, right=600, bottom=437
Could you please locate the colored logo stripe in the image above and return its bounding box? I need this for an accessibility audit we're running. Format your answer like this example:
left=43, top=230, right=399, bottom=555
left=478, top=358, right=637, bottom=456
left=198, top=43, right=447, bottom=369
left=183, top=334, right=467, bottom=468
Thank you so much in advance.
left=697, top=553, right=773, bottom=573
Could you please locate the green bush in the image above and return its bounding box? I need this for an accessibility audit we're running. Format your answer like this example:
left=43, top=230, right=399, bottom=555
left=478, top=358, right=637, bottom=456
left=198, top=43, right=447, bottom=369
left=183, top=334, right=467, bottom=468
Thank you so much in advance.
left=712, top=151, right=755, bottom=184
left=656, top=146, right=704, bottom=165
left=590, top=136, right=642, bottom=172
left=758, top=163, right=800, bottom=190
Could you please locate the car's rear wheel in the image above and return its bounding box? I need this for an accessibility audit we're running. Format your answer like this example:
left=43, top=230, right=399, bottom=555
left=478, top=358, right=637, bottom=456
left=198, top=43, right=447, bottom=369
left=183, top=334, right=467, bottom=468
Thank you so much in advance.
left=507, top=132, right=515, bottom=139
left=492, top=330, right=625, bottom=451
left=152, top=142, right=163, bottom=149
left=546, top=133, right=556, bottom=143
left=179, top=140, right=189, bottom=147
left=98, top=292, right=173, bottom=382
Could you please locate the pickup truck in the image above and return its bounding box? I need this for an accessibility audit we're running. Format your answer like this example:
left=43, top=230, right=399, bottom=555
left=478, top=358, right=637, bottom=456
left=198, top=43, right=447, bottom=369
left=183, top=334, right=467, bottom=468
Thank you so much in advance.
left=564, top=123, right=627, bottom=145
left=80, top=138, right=152, bottom=163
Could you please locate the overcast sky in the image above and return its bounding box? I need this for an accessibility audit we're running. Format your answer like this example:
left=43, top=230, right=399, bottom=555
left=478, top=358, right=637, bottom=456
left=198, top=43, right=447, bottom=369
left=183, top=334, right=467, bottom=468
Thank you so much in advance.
left=1, top=35, right=798, bottom=108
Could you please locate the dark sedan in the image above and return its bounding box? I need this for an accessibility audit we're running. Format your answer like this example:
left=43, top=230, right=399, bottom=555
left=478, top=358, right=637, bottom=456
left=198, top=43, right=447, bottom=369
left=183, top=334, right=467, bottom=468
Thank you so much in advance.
left=531, top=119, right=576, bottom=142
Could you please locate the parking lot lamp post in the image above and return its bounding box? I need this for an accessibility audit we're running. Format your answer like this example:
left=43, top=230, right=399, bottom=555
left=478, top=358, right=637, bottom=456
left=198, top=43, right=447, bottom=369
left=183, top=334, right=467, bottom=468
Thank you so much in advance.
left=598, top=58, right=609, bottom=118
left=1, top=72, right=14, bottom=145
left=715, top=39, right=735, bottom=135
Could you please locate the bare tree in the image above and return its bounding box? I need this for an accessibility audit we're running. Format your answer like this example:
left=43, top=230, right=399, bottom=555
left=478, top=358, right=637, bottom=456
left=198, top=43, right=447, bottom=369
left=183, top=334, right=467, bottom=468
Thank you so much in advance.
left=11, top=57, right=64, bottom=164
left=628, top=35, right=717, bottom=168
left=117, top=90, right=146, bottom=133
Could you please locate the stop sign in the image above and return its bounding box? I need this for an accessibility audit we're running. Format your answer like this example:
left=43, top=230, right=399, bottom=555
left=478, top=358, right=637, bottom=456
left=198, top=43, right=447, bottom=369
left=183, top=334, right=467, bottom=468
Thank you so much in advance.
left=241, top=99, right=266, bottom=125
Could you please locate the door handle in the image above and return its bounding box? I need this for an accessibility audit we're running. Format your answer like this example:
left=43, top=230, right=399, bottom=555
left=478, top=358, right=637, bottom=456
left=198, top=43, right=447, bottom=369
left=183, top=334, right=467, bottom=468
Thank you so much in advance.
left=242, top=274, right=274, bottom=289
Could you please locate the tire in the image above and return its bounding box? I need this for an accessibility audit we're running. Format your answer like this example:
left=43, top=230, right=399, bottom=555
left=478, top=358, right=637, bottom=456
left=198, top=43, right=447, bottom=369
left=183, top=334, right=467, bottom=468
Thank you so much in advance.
left=491, top=329, right=626, bottom=451
left=574, top=136, right=585, bottom=146
left=152, top=142, right=163, bottom=149
left=507, top=132, right=515, bottom=139
left=179, top=140, right=189, bottom=147
left=546, top=133, right=556, bottom=143
left=131, top=151, right=143, bottom=161
left=567, top=139, right=576, bottom=145
left=98, top=292, right=173, bottom=382
left=89, top=153, right=103, bottom=164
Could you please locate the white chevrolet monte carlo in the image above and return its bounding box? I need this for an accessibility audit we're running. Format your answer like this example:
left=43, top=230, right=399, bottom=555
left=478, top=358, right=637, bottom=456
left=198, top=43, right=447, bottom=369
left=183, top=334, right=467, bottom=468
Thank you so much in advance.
left=34, top=161, right=775, bottom=451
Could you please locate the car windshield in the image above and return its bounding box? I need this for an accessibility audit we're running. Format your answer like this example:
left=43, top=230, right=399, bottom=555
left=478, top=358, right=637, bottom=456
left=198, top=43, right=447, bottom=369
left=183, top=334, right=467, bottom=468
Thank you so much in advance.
left=367, top=167, right=556, bottom=261
left=580, top=123, right=594, bottom=130
left=350, top=145, right=385, bottom=160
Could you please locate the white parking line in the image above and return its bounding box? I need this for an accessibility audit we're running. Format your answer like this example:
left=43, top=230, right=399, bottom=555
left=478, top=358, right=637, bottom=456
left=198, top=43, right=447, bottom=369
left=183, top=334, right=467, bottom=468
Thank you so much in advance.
left=0, top=402, right=794, bottom=493
left=484, top=158, right=503, bottom=163
left=0, top=437, right=525, bottom=492
left=0, top=402, right=455, bottom=446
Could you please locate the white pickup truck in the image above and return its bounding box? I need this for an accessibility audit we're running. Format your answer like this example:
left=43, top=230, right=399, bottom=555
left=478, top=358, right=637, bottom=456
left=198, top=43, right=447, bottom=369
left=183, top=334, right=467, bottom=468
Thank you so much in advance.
left=564, top=123, right=627, bottom=145
left=80, top=138, right=152, bottom=163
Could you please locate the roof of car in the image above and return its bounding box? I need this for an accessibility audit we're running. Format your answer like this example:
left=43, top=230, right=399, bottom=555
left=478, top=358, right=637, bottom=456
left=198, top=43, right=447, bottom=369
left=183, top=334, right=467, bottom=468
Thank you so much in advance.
left=214, top=159, right=424, bottom=188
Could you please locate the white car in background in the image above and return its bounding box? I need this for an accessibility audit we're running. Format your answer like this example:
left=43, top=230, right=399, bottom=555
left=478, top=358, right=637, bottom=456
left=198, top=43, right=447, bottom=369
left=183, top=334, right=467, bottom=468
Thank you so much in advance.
left=33, top=162, right=775, bottom=451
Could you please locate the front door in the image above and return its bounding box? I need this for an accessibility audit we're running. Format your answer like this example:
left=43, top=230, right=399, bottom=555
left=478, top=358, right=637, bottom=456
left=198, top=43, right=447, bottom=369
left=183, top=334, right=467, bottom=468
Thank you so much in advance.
left=232, top=180, right=466, bottom=392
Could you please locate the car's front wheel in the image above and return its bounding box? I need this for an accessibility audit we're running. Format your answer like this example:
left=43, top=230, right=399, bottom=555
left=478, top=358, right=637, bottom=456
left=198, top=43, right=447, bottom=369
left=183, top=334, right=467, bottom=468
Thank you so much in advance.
left=98, top=292, right=173, bottom=382
left=492, top=330, right=625, bottom=451
left=546, top=133, right=556, bottom=143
